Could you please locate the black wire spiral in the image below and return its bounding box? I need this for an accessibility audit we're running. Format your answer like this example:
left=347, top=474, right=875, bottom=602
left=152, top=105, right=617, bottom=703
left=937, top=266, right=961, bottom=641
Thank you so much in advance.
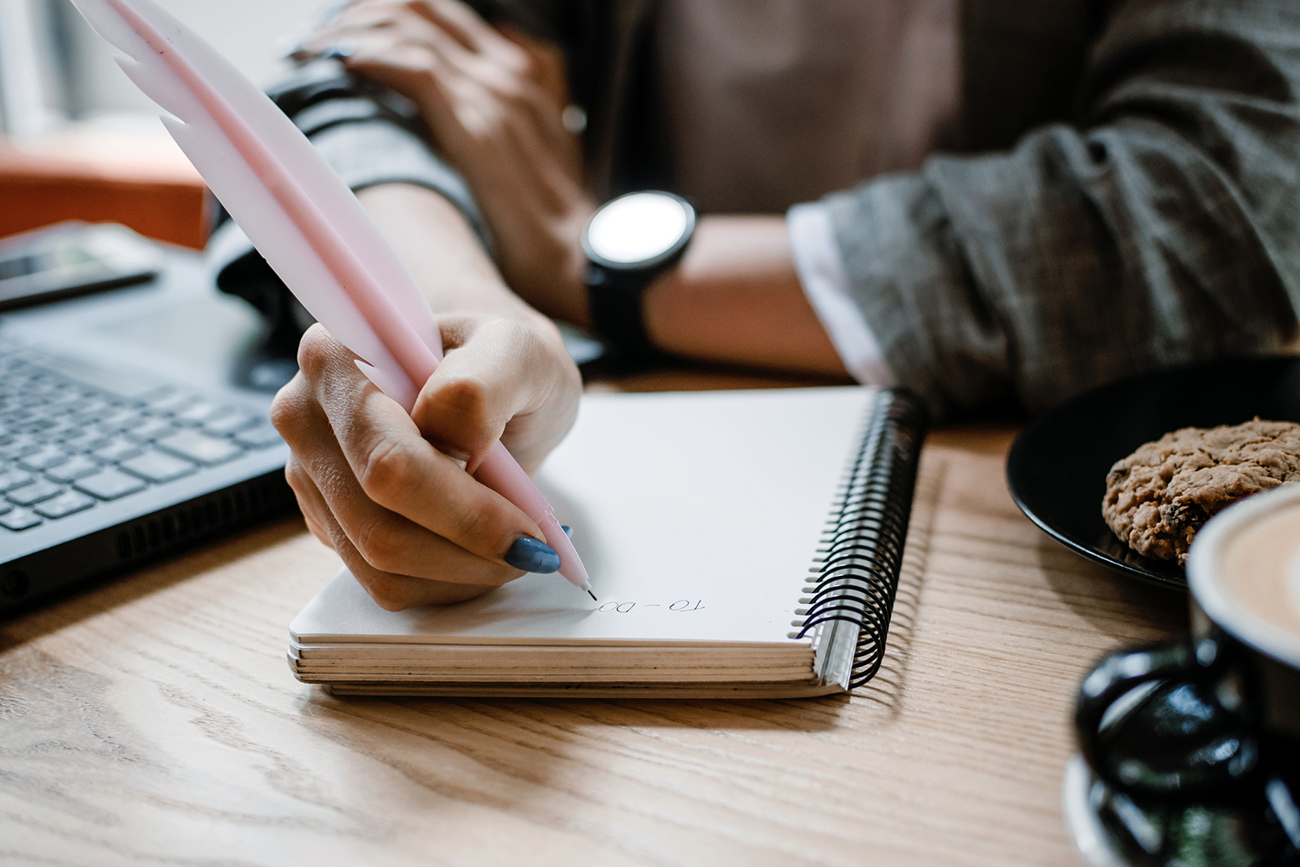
left=795, top=388, right=928, bottom=688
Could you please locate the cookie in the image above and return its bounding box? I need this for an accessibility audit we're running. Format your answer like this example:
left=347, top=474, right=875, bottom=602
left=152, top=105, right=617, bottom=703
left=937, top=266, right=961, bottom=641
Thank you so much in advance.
left=1102, top=419, right=1300, bottom=565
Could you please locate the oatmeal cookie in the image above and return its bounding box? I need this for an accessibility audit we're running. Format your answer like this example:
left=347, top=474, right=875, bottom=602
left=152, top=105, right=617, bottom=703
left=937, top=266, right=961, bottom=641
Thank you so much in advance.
left=1102, top=419, right=1300, bottom=565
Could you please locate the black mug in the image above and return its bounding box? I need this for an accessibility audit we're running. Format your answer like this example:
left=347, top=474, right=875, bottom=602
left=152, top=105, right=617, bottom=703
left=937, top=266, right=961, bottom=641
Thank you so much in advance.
left=1077, top=631, right=1264, bottom=797
left=1073, top=485, right=1300, bottom=865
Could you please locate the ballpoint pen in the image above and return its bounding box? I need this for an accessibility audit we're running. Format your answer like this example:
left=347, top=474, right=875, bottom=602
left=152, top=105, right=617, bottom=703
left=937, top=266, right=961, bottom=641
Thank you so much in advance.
left=68, top=0, right=594, bottom=599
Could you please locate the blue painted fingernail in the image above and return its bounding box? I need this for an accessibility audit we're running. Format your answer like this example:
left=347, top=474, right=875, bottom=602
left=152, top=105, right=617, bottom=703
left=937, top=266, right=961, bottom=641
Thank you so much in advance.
left=504, top=537, right=560, bottom=573
left=561, top=525, right=572, bottom=538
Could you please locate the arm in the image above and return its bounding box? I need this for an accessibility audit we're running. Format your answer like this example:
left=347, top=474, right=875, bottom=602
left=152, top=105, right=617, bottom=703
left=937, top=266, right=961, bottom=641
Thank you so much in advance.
left=811, top=0, right=1300, bottom=418
left=317, top=0, right=1300, bottom=422
left=204, top=14, right=585, bottom=609
left=307, top=0, right=849, bottom=381
left=640, top=216, right=846, bottom=378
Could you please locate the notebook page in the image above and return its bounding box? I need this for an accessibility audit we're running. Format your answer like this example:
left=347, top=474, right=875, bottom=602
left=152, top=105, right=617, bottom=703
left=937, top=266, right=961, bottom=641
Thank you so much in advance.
left=291, top=387, right=873, bottom=647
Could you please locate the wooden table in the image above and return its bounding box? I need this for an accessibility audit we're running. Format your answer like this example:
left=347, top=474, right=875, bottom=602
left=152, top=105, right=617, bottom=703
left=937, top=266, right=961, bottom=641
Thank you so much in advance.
left=0, top=392, right=1186, bottom=866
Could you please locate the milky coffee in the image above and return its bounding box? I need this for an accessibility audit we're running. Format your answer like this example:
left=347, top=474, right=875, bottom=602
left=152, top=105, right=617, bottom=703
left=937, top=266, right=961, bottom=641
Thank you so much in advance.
left=1213, top=493, right=1300, bottom=642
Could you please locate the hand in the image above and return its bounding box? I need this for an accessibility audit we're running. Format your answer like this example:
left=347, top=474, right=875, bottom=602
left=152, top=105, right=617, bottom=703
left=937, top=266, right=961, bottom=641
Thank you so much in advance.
left=304, top=0, right=596, bottom=325
left=270, top=313, right=582, bottom=609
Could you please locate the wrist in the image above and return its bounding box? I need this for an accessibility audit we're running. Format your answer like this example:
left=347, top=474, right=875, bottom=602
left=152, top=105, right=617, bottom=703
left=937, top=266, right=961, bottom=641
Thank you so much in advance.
left=580, top=192, right=696, bottom=364
left=552, top=207, right=596, bottom=328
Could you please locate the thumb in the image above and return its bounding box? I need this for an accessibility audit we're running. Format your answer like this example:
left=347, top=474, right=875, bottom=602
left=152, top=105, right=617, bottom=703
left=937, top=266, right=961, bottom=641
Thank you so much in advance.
left=411, top=314, right=576, bottom=473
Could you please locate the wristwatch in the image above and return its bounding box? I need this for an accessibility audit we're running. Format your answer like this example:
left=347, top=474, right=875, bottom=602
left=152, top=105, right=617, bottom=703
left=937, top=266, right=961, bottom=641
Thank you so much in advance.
left=582, top=191, right=696, bottom=361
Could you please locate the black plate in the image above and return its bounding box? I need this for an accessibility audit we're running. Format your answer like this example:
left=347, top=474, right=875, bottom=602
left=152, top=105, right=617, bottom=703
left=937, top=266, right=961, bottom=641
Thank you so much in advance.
left=1006, top=356, right=1300, bottom=588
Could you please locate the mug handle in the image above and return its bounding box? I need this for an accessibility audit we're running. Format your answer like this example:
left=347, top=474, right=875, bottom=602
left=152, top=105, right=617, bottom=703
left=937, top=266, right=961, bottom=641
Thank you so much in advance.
left=1076, top=635, right=1250, bottom=794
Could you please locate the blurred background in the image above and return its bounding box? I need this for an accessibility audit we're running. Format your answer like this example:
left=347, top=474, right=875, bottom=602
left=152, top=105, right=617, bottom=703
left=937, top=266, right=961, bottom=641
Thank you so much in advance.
left=0, top=0, right=326, bottom=247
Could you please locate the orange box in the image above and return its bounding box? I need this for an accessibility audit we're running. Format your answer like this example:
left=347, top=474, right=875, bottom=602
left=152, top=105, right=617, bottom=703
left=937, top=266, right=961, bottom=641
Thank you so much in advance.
left=0, top=124, right=208, bottom=248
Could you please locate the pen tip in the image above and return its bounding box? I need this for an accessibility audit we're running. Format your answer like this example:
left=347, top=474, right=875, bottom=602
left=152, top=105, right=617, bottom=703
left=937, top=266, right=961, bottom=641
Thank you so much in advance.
left=586, top=588, right=598, bottom=602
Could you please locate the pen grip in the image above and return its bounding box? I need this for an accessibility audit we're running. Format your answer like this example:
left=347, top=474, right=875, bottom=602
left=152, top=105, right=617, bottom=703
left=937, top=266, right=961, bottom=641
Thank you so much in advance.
left=474, top=443, right=553, bottom=522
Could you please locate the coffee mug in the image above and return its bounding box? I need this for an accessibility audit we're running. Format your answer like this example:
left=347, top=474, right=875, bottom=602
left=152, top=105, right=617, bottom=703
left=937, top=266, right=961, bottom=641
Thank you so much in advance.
left=1074, top=483, right=1300, bottom=863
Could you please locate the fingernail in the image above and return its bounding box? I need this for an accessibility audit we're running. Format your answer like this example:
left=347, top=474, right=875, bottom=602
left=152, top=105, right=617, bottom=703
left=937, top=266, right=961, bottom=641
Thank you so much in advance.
left=561, top=525, right=572, bottom=538
left=504, top=537, right=560, bottom=573
left=320, top=38, right=357, bottom=60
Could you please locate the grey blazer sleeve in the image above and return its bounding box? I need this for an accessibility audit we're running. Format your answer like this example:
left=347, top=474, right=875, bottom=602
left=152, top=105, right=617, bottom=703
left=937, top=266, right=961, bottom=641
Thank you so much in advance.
left=206, top=60, right=490, bottom=347
left=825, top=0, right=1300, bottom=419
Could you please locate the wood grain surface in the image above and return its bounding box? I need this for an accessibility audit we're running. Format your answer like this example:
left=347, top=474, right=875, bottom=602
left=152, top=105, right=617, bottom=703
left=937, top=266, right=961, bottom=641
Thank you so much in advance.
left=0, top=425, right=1186, bottom=866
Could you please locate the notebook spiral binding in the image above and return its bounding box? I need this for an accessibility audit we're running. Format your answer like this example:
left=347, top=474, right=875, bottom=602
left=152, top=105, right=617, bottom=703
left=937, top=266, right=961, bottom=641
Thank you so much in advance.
left=795, top=388, right=928, bottom=688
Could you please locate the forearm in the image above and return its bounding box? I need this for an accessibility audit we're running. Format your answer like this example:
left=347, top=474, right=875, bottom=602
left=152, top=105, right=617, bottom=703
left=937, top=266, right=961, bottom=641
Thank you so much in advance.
left=356, top=182, right=554, bottom=330
left=641, top=215, right=849, bottom=378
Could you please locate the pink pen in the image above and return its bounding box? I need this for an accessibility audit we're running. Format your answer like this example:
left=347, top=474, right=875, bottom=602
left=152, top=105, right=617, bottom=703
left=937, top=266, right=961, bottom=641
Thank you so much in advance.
left=71, top=0, right=594, bottom=598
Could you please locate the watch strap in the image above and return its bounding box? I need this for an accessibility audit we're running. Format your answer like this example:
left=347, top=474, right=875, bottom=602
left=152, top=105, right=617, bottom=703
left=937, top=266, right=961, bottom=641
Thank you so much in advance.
left=586, top=263, right=659, bottom=362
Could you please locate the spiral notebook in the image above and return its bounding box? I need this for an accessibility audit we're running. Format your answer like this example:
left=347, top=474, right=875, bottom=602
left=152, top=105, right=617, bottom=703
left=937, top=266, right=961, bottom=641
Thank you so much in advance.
left=288, top=386, right=927, bottom=698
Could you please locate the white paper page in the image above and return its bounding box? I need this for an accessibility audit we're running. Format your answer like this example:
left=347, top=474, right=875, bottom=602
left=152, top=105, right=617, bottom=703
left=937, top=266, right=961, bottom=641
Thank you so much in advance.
left=291, top=387, right=873, bottom=647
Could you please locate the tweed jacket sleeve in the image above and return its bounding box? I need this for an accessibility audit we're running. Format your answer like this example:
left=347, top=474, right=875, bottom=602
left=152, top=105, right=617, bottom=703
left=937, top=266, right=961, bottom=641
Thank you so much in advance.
left=824, top=0, right=1300, bottom=419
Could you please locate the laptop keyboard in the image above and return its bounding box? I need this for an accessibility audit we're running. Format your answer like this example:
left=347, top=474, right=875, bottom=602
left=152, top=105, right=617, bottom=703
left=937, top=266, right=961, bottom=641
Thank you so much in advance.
left=0, top=348, right=284, bottom=533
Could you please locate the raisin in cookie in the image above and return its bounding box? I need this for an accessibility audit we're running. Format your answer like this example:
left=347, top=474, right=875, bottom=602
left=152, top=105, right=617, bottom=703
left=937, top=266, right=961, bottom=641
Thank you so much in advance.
left=1102, top=419, right=1300, bottom=565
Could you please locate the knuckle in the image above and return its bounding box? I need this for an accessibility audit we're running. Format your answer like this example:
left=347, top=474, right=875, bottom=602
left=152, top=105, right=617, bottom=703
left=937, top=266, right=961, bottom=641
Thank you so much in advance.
left=463, top=101, right=505, bottom=140
left=499, top=43, right=531, bottom=77
left=449, top=494, right=503, bottom=549
left=283, top=457, right=310, bottom=493
left=356, top=435, right=422, bottom=503
left=421, top=377, right=498, bottom=458
left=488, top=75, right=525, bottom=104
left=431, top=375, right=492, bottom=425
left=269, top=379, right=312, bottom=444
left=295, top=324, right=335, bottom=380
left=352, top=516, right=410, bottom=575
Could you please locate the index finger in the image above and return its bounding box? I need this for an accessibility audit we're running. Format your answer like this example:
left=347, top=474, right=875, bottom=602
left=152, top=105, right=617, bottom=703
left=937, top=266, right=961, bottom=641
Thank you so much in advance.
left=294, top=325, right=548, bottom=566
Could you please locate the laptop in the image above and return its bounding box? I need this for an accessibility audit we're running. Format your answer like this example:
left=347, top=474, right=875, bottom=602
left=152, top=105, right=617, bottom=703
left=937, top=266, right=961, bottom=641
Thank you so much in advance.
left=0, top=223, right=296, bottom=615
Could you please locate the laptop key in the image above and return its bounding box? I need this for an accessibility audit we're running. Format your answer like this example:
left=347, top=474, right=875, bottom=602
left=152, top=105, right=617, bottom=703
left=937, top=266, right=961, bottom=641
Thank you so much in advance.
left=125, top=417, right=178, bottom=443
left=45, top=454, right=103, bottom=483
left=173, top=400, right=221, bottom=426
left=0, top=436, right=41, bottom=461
left=18, top=445, right=72, bottom=472
left=156, top=429, right=243, bottom=465
left=34, top=490, right=95, bottom=519
left=142, top=388, right=196, bottom=414
left=95, top=407, right=147, bottom=434
left=202, top=410, right=258, bottom=436
left=60, top=428, right=112, bottom=452
left=13, top=416, right=61, bottom=436
left=232, top=424, right=283, bottom=449
left=93, top=437, right=144, bottom=463
left=0, top=507, right=41, bottom=531
left=7, top=478, right=64, bottom=506
left=119, top=449, right=196, bottom=483
left=75, top=467, right=148, bottom=500
left=0, top=468, right=35, bottom=491
left=68, top=397, right=114, bottom=424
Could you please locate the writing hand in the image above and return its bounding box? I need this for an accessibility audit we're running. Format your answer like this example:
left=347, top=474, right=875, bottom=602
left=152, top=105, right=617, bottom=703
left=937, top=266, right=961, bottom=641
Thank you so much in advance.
left=271, top=313, right=581, bottom=609
left=302, top=0, right=595, bottom=325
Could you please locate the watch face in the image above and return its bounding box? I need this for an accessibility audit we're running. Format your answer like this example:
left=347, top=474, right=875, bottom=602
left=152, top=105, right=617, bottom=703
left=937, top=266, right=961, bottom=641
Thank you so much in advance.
left=584, top=192, right=695, bottom=268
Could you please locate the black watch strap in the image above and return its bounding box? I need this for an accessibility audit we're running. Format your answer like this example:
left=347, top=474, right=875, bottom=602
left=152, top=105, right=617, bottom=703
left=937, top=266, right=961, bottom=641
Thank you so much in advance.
left=586, top=263, right=659, bottom=362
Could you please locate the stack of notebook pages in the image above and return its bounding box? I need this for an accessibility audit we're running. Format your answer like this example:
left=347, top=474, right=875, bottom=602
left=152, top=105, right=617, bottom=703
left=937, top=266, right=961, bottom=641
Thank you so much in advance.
left=289, top=387, right=927, bottom=698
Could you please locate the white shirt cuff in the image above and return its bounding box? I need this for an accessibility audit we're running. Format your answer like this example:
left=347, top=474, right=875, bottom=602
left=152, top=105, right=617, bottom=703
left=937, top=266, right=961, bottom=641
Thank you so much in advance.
left=787, top=202, right=895, bottom=386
